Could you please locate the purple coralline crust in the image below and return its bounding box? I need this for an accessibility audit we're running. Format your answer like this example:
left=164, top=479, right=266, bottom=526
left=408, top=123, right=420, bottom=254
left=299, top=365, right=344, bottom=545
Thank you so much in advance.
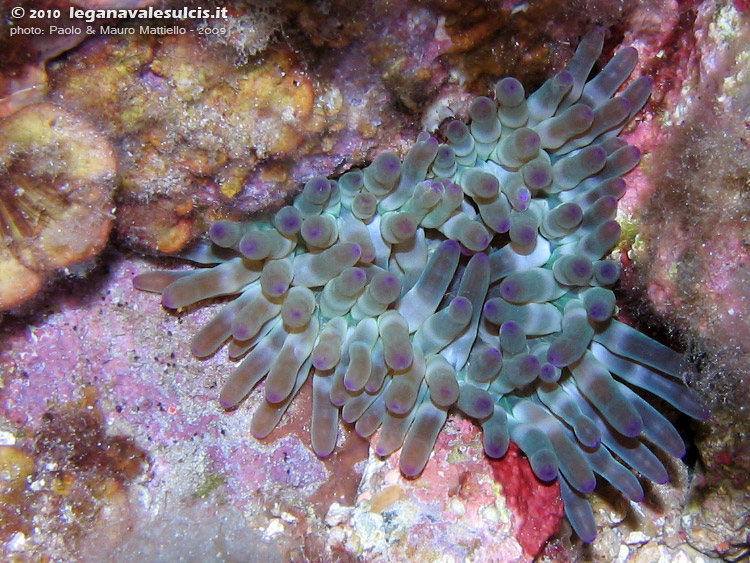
left=207, top=434, right=329, bottom=495
left=0, top=256, right=354, bottom=560
left=0, top=258, right=213, bottom=438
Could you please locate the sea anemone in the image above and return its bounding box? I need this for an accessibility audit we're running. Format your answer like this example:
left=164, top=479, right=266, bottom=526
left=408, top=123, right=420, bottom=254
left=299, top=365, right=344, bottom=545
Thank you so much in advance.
left=134, top=28, right=707, bottom=542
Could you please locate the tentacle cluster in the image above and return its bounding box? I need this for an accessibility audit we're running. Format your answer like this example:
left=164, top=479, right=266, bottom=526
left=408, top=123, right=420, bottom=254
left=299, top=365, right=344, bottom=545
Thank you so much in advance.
left=134, top=28, right=707, bottom=542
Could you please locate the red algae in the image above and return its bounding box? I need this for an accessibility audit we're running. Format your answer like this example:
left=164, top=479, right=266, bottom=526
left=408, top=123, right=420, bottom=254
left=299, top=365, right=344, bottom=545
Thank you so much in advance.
left=489, top=442, right=564, bottom=559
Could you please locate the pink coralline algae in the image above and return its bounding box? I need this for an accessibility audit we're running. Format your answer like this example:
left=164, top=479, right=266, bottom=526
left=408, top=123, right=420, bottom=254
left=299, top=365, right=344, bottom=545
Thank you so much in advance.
left=135, top=27, right=708, bottom=543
